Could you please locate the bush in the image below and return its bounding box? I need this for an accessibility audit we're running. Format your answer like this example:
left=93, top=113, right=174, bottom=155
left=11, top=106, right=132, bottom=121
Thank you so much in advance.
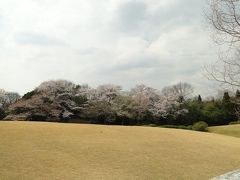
left=0, top=108, right=5, bottom=120
left=22, top=90, right=37, bottom=100
left=71, top=96, right=87, bottom=106
left=192, top=121, right=208, bottom=131
left=27, top=114, right=48, bottom=121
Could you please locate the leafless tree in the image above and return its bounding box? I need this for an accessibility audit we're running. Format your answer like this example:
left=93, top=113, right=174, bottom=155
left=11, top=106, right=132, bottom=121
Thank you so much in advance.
left=206, top=50, right=240, bottom=88
left=0, top=89, right=20, bottom=109
left=207, top=0, right=240, bottom=118
left=162, top=82, right=194, bottom=102
left=209, top=0, right=240, bottom=44
left=207, top=0, right=240, bottom=87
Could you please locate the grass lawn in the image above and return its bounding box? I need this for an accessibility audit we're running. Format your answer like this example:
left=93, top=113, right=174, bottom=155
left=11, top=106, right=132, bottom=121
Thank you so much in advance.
left=209, top=124, right=240, bottom=138
left=0, top=121, right=240, bottom=180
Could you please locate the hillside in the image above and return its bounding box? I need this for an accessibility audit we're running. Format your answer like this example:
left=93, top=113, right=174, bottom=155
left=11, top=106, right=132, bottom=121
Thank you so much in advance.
left=209, top=124, right=240, bottom=138
left=0, top=121, right=240, bottom=180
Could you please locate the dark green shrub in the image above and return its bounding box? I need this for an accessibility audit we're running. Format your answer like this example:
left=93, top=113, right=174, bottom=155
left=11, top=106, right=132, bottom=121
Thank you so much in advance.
left=71, top=96, right=87, bottom=106
left=22, top=90, right=37, bottom=100
left=13, top=107, right=29, bottom=114
left=192, top=121, right=208, bottom=131
left=42, top=97, right=53, bottom=104
left=0, top=108, right=5, bottom=120
left=27, top=114, right=48, bottom=121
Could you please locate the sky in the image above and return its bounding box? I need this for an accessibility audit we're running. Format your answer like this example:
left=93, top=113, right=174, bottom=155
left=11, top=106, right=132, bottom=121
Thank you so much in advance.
left=0, top=0, right=220, bottom=96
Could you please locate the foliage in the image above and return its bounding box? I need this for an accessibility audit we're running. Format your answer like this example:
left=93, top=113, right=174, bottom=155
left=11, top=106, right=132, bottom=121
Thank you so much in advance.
left=0, top=108, right=5, bottom=120
left=2, top=80, right=239, bottom=127
left=0, top=89, right=20, bottom=109
left=26, top=114, right=48, bottom=121
left=192, top=121, right=208, bottom=132
left=202, top=101, right=224, bottom=125
left=22, top=91, right=37, bottom=100
left=198, top=95, right=202, bottom=102
left=71, top=96, right=87, bottom=106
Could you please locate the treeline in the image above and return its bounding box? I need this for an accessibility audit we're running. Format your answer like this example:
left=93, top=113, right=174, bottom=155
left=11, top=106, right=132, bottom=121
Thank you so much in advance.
left=178, top=92, right=237, bottom=126
left=0, top=80, right=239, bottom=127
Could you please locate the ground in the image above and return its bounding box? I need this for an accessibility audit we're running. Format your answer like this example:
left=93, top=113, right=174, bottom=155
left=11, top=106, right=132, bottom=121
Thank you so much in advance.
left=209, top=124, right=240, bottom=138
left=0, top=121, right=240, bottom=180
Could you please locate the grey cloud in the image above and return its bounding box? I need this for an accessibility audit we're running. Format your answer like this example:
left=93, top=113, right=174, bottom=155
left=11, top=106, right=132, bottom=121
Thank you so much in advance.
left=114, top=0, right=205, bottom=41
left=96, top=55, right=175, bottom=76
left=15, top=33, right=66, bottom=46
left=115, top=57, right=161, bottom=71
left=115, top=1, right=147, bottom=32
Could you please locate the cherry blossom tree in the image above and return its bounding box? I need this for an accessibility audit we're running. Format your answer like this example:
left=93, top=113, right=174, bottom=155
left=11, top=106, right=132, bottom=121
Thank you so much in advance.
left=96, top=84, right=122, bottom=103
left=130, top=84, right=188, bottom=121
left=149, top=94, right=188, bottom=119
left=130, top=85, right=159, bottom=120
left=37, top=80, right=76, bottom=94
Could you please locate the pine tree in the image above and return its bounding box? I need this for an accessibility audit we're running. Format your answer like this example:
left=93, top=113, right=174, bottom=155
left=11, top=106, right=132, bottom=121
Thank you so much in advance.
left=222, top=91, right=235, bottom=124
left=235, top=90, right=240, bottom=98
left=223, top=92, right=230, bottom=103
left=198, top=95, right=202, bottom=102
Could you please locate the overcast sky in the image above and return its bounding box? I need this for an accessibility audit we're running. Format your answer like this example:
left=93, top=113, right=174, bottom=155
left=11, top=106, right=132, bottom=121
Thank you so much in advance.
left=0, top=0, right=219, bottom=96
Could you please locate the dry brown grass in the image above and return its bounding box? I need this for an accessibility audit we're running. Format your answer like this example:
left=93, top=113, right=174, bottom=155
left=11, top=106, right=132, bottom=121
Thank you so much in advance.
left=209, top=124, right=240, bottom=138
left=0, top=121, right=240, bottom=180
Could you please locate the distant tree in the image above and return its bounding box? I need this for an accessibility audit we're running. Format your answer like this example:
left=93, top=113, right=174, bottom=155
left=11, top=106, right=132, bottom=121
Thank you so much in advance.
left=208, top=0, right=240, bottom=46
left=222, top=92, right=231, bottom=103
left=162, top=82, right=193, bottom=102
left=37, top=80, right=76, bottom=94
left=113, top=95, right=136, bottom=125
left=234, top=90, right=240, bottom=119
left=81, top=84, right=122, bottom=124
left=96, top=84, right=122, bottom=103
left=222, top=92, right=236, bottom=123
left=198, top=95, right=202, bottom=103
left=0, top=89, right=20, bottom=109
left=129, top=85, right=157, bottom=123
left=202, top=101, right=223, bottom=125
left=0, top=108, right=5, bottom=120
left=236, top=90, right=240, bottom=98
left=207, top=0, right=240, bottom=88
left=4, top=79, right=238, bottom=126
left=181, top=100, right=204, bottom=125
left=22, top=90, right=37, bottom=100
left=5, top=92, right=20, bottom=104
left=206, top=0, right=240, bottom=120
left=149, top=93, right=188, bottom=120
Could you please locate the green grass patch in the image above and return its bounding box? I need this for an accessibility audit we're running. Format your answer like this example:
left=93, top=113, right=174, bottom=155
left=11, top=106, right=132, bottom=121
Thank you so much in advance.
left=209, top=124, right=240, bottom=138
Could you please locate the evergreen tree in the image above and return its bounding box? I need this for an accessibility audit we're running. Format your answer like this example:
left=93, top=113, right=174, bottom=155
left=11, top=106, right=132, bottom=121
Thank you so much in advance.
left=235, top=90, right=240, bottom=98
left=234, top=90, right=240, bottom=120
left=223, top=92, right=230, bottom=103
left=222, top=92, right=235, bottom=124
left=198, top=95, right=202, bottom=103
left=0, top=108, right=5, bottom=120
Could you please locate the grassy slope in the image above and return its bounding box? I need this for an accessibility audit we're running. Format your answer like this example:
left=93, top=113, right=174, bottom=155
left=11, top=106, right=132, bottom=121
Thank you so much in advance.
left=0, top=122, right=240, bottom=180
left=209, top=124, right=240, bottom=138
